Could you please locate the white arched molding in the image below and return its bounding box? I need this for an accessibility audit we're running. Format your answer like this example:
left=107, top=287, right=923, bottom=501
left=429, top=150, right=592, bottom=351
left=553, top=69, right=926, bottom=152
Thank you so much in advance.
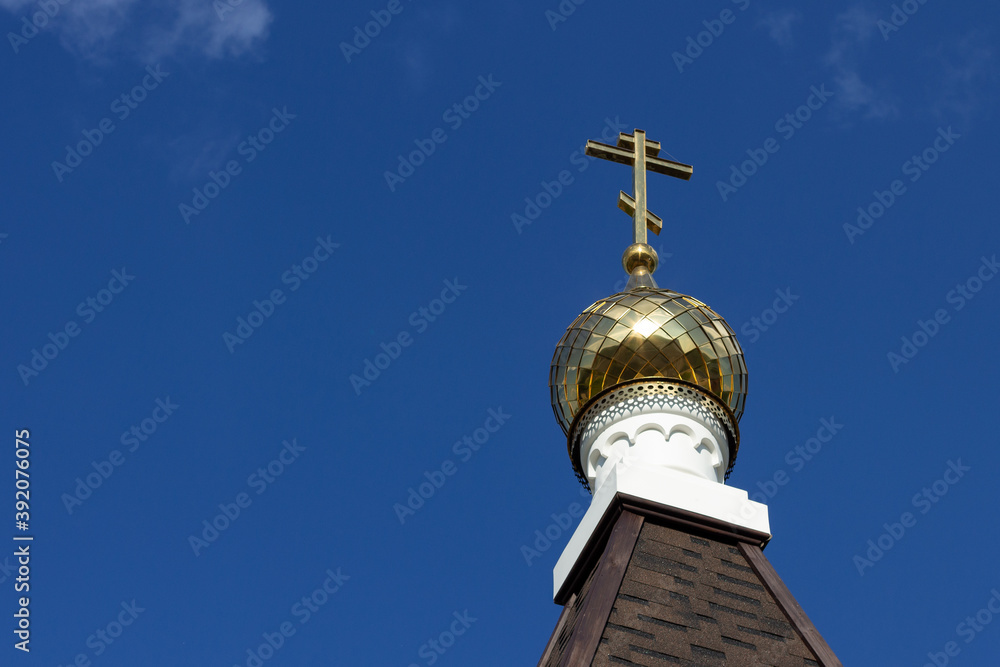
left=578, top=384, right=731, bottom=493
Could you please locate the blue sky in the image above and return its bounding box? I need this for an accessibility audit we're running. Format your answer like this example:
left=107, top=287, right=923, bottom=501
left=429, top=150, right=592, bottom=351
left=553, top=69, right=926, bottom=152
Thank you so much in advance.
left=2, top=1, right=998, bottom=665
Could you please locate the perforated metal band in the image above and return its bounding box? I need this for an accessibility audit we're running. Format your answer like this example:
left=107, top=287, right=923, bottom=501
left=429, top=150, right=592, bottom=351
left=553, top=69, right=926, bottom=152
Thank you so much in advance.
left=568, top=378, right=740, bottom=489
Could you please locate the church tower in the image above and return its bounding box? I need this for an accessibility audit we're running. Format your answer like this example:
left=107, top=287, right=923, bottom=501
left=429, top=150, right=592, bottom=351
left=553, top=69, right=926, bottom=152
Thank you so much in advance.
left=537, top=130, right=842, bottom=666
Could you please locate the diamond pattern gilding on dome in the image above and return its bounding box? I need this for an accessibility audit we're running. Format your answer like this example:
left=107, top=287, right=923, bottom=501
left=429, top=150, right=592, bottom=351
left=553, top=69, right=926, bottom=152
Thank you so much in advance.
left=550, top=288, right=748, bottom=435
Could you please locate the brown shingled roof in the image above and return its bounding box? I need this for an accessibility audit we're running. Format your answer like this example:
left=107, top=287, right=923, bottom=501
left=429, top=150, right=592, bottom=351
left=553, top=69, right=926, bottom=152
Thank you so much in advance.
left=538, top=496, right=841, bottom=667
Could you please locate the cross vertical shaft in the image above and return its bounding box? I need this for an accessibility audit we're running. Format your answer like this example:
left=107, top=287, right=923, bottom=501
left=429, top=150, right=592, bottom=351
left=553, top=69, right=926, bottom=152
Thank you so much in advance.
left=584, top=128, right=693, bottom=259
left=632, top=130, right=648, bottom=246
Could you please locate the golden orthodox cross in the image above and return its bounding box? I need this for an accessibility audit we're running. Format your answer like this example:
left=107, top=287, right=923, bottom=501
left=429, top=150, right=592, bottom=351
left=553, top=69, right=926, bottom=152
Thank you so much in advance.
left=585, top=129, right=693, bottom=246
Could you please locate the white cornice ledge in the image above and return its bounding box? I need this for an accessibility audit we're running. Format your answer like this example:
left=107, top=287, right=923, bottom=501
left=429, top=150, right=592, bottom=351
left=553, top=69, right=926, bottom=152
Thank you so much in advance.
left=553, top=462, right=771, bottom=600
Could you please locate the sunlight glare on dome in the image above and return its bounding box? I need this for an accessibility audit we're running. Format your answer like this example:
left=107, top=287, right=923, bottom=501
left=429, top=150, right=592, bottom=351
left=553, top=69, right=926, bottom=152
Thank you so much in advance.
left=632, top=317, right=659, bottom=337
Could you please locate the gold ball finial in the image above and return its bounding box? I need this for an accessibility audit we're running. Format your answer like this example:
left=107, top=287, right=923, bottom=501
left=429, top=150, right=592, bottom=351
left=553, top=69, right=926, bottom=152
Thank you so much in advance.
left=622, top=243, right=658, bottom=275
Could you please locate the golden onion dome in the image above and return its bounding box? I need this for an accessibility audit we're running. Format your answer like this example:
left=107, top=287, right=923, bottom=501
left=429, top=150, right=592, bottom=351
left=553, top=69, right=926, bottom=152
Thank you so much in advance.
left=549, top=285, right=748, bottom=437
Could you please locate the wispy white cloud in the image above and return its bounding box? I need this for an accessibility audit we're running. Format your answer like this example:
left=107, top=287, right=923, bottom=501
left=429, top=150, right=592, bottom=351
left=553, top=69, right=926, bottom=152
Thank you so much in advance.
left=2, top=0, right=272, bottom=60
left=57, top=0, right=139, bottom=56
left=758, top=9, right=801, bottom=49
left=144, top=0, right=272, bottom=61
left=924, top=31, right=995, bottom=124
left=824, top=6, right=898, bottom=120
left=396, top=5, right=464, bottom=92
left=164, top=126, right=245, bottom=181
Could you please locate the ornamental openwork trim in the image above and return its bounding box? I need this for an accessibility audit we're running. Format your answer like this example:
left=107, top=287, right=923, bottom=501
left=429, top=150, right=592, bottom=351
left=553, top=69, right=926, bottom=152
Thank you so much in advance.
left=568, top=378, right=740, bottom=489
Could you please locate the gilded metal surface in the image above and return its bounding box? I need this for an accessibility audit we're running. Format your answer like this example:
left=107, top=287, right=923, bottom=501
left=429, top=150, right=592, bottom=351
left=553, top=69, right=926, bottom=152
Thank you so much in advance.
left=622, top=243, right=658, bottom=275
left=585, top=129, right=693, bottom=249
left=549, top=287, right=748, bottom=437
left=618, top=191, right=662, bottom=235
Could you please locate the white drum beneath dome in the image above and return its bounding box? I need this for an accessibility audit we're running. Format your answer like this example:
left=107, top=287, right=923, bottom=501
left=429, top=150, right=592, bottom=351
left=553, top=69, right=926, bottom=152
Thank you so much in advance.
left=578, top=383, right=731, bottom=492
